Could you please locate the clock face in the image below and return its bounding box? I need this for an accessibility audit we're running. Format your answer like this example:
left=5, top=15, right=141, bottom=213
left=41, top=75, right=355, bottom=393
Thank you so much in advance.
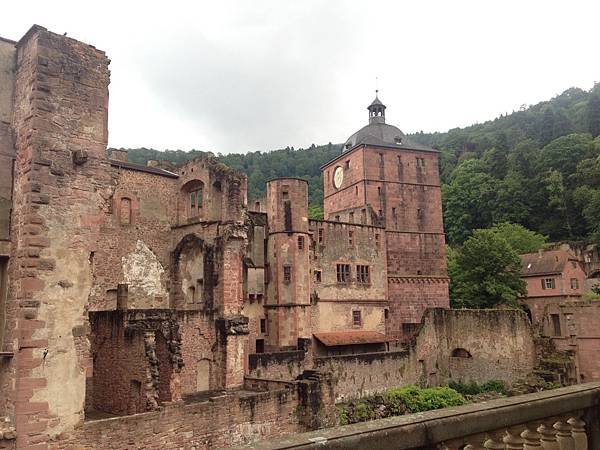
left=333, top=166, right=344, bottom=189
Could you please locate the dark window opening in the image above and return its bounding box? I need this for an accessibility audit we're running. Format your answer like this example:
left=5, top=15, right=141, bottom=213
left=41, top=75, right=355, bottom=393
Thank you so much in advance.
left=283, top=265, right=292, bottom=284
left=314, top=270, right=322, bottom=283
left=352, top=310, right=362, bottom=327
left=451, top=348, right=472, bottom=358
left=551, top=314, right=561, bottom=336
left=256, top=339, right=265, bottom=353
left=356, top=265, right=370, bottom=284
left=298, top=236, right=305, bottom=250
left=345, top=160, right=350, bottom=169
left=260, top=319, right=267, bottom=334
left=570, top=278, right=579, bottom=289
left=348, top=230, right=354, bottom=246
left=336, top=264, right=351, bottom=283
left=375, top=234, right=380, bottom=248
left=318, top=228, right=324, bottom=244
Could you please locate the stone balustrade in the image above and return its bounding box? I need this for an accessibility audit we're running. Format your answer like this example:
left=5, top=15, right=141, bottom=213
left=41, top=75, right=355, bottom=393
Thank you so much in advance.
left=229, top=382, right=600, bottom=450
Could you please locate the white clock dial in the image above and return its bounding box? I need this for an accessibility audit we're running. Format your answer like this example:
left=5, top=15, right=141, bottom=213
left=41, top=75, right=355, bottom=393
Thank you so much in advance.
left=333, top=166, right=344, bottom=189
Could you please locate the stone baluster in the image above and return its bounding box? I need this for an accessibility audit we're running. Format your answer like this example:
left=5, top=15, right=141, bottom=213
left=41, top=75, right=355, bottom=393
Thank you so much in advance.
left=463, top=434, right=487, bottom=450
left=538, top=422, right=560, bottom=450
left=554, top=419, right=575, bottom=450
left=504, top=426, right=525, bottom=449
left=484, top=431, right=506, bottom=450
left=567, top=416, right=587, bottom=450
left=521, top=423, right=542, bottom=450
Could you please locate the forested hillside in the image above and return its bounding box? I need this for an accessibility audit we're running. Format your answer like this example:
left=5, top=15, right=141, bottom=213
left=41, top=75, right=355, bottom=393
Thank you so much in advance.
left=116, top=83, right=600, bottom=243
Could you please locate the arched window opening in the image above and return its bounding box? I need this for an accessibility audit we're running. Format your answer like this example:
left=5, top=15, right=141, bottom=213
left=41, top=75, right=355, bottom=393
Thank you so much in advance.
left=181, top=180, right=205, bottom=221
left=451, top=348, right=472, bottom=358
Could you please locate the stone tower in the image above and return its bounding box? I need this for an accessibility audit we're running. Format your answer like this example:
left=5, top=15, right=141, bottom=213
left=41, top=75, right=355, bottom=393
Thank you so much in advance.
left=265, top=178, right=311, bottom=349
left=321, top=93, right=449, bottom=340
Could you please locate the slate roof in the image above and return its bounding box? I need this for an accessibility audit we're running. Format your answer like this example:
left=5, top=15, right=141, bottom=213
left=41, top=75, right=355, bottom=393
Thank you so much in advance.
left=313, top=331, right=388, bottom=346
left=343, top=122, right=436, bottom=153
left=520, top=250, right=579, bottom=277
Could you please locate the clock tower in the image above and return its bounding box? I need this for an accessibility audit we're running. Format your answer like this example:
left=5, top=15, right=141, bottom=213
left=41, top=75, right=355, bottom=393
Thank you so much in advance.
left=320, top=93, right=449, bottom=340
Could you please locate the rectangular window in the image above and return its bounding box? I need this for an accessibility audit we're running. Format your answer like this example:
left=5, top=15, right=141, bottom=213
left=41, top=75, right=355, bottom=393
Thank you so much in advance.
left=256, top=339, right=265, bottom=353
left=336, top=264, right=351, bottom=283
left=345, top=160, right=350, bottom=169
left=260, top=318, right=267, bottom=334
left=282, top=190, right=289, bottom=200
left=314, top=270, right=322, bottom=283
left=379, top=153, right=384, bottom=165
left=355, top=185, right=359, bottom=196
left=352, top=310, right=362, bottom=327
left=348, top=230, right=354, bottom=246
left=318, top=228, right=324, bottom=244
left=551, top=314, right=561, bottom=336
left=417, top=208, right=423, bottom=218
left=335, top=215, right=340, bottom=221
left=416, top=157, right=425, bottom=168
left=571, top=278, right=579, bottom=289
left=298, top=236, right=304, bottom=250
left=190, top=191, right=196, bottom=207
left=349, top=212, right=354, bottom=223
left=356, top=265, right=370, bottom=284
left=375, top=233, right=380, bottom=248
left=377, top=186, right=382, bottom=197
left=283, top=265, right=292, bottom=283
left=542, top=278, right=555, bottom=289
left=392, top=207, right=397, bottom=217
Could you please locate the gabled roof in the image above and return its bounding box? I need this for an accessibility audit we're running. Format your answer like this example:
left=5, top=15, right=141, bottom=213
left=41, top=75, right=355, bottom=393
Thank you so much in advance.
left=313, top=331, right=388, bottom=346
left=520, top=250, right=580, bottom=277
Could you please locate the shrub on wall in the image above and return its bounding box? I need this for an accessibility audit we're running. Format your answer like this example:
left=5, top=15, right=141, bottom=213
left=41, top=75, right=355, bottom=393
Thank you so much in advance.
left=338, top=386, right=467, bottom=425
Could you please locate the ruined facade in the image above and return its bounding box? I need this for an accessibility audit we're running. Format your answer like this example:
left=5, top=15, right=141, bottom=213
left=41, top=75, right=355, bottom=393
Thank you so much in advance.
left=0, top=26, right=454, bottom=449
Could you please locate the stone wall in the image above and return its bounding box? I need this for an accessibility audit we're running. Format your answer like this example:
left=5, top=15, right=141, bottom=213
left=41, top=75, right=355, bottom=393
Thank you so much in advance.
left=248, top=350, right=307, bottom=380
left=247, top=309, right=536, bottom=403
left=7, top=26, right=111, bottom=448
left=411, top=309, right=536, bottom=386
left=314, top=350, right=413, bottom=401
left=60, top=387, right=302, bottom=450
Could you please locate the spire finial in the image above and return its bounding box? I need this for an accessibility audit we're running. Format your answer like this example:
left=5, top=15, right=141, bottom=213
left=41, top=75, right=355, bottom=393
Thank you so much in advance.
left=375, top=76, right=379, bottom=97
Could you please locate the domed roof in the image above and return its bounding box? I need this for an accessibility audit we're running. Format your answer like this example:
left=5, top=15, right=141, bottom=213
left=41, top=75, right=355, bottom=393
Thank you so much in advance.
left=343, top=120, right=435, bottom=153
left=343, top=94, right=436, bottom=153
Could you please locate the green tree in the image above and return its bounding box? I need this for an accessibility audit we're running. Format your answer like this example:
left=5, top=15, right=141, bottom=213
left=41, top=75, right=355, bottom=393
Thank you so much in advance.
left=487, top=222, right=547, bottom=254
left=442, top=159, right=498, bottom=244
left=449, top=229, right=526, bottom=308
left=588, top=90, right=600, bottom=137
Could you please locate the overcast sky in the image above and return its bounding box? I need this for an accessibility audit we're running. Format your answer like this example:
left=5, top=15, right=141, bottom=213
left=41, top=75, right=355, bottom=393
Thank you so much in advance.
left=1, top=1, right=599, bottom=154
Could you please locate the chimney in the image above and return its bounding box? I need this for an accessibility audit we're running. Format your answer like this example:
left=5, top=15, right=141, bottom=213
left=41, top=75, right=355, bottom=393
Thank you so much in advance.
left=111, top=148, right=128, bottom=162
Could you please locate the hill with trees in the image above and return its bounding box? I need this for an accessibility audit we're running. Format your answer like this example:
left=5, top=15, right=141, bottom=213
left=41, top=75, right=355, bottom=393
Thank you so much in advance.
left=114, top=83, right=600, bottom=240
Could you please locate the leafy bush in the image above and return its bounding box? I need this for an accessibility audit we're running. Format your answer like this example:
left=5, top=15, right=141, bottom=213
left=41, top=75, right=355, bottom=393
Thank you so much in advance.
left=384, top=386, right=466, bottom=414
left=448, top=379, right=507, bottom=396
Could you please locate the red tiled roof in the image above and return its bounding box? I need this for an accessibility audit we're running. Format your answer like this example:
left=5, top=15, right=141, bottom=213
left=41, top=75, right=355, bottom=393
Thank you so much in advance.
left=313, top=331, right=388, bottom=346
left=520, top=250, right=579, bottom=277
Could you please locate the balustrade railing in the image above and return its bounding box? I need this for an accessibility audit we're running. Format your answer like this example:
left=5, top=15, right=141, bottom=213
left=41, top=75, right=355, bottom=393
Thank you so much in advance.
left=229, top=382, right=600, bottom=450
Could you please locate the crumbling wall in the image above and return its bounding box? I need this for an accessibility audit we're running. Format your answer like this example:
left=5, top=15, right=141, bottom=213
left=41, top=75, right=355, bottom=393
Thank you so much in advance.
left=411, top=309, right=536, bottom=386
left=88, top=168, right=177, bottom=311
left=8, top=26, right=111, bottom=447
left=60, top=387, right=303, bottom=450
left=314, top=350, right=413, bottom=401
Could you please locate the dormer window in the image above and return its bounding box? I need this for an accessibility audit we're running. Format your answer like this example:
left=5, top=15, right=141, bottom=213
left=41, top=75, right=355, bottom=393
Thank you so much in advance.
left=394, top=136, right=402, bottom=144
